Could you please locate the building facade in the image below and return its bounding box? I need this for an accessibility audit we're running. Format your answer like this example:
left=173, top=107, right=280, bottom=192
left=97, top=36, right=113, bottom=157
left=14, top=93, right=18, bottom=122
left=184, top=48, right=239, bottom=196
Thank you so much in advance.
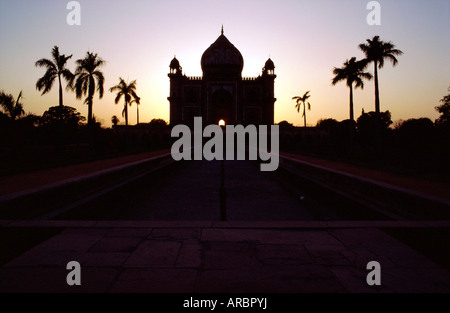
left=168, top=28, right=276, bottom=126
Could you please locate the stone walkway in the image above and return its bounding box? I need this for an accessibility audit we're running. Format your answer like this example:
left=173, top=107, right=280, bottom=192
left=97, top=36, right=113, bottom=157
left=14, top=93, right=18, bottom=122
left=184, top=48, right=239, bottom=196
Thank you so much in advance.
left=1, top=150, right=448, bottom=202
left=1, top=151, right=449, bottom=293
left=113, top=160, right=314, bottom=221
left=1, top=221, right=450, bottom=293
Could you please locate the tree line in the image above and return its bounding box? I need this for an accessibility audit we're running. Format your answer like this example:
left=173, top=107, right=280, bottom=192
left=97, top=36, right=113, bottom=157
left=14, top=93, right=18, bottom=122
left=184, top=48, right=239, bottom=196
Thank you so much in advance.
left=1, top=46, right=142, bottom=147
left=294, top=35, right=404, bottom=154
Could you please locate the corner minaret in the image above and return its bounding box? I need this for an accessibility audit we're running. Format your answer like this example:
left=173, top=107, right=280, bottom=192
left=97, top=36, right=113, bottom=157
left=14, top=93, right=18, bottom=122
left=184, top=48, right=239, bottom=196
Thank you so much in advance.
left=168, top=56, right=183, bottom=125
left=262, top=58, right=275, bottom=76
left=261, top=58, right=276, bottom=125
left=169, top=55, right=182, bottom=75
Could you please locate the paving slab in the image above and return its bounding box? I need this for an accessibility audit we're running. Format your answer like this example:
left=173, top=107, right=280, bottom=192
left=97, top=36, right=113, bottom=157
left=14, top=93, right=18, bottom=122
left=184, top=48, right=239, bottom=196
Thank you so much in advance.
left=151, top=228, right=202, bottom=240
left=1, top=223, right=450, bottom=292
left=5, top=233, right=104, bottom=267
left=305, top=245, right=356, bottom=266
left=124, top=240, right=182, bottom=268
left=175, top=241, right=202, bottom=268
left=106, top=228, right=152, bottom=237
left=201, top=228, right=341, bottom=245
left=78, top=252, right=131, bottom=267
left=0, top=267, right=69, bottom=293
left=330, top=267, right=376, bottom=293
left=256, top=244, right=314, bottom=265
left=346, top=247, right=397, bottom=269
left=0, top=267, right=118, bottom=293
left=89, top=237, right=142, bottom=253
left=201, top=241, right=259, bottom=270
left=111, top=269, right=197, bottom=293
left=196, top=265, right=344, bottom=293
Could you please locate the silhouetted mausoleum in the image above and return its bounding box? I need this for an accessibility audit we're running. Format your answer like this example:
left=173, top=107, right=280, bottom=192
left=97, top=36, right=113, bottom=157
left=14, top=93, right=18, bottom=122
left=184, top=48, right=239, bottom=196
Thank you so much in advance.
left=168, top=28, right=276, bottom=126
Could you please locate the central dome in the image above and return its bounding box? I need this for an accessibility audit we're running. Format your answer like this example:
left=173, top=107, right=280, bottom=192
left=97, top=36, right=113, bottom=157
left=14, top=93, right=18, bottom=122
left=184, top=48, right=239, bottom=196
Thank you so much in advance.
left=201, top=30, right=244, bottom=77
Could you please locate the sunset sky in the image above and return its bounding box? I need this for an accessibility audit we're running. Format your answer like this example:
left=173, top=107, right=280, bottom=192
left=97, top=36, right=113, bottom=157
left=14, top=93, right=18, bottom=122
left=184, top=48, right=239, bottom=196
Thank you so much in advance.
left=0, top=0, right=449, bottom=127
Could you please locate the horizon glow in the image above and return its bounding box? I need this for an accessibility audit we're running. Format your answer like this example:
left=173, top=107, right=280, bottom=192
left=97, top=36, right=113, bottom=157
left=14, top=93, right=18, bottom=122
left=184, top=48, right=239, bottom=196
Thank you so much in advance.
left=0, top=0, right=449, bottom=127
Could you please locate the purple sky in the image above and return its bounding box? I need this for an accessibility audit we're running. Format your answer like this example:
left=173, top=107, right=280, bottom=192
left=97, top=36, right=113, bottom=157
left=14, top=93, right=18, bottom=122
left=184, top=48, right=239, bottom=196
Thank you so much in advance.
left=0, top=0, right=449, bottom=126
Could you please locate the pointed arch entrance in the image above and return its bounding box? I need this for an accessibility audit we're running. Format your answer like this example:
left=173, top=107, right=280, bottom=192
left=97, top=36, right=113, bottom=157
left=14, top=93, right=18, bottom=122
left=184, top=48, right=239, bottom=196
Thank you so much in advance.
left=210, top=89, right=233, bottom=125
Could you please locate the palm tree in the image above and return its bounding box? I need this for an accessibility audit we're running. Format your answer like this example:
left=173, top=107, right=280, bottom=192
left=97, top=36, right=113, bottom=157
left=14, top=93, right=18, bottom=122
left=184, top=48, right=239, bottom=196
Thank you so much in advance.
left=359, top=36, right=403, bottom=152
left=292, top=91, right=311, bottom=128
left=109, top=78, right=140, bottom=128
left=332, top=57, right=372, bottom=148
left=0, top=91, right=25, bottom=120
left=71, top=52, right=105, bottom=127
left=35, top=46, right=73, bottom=109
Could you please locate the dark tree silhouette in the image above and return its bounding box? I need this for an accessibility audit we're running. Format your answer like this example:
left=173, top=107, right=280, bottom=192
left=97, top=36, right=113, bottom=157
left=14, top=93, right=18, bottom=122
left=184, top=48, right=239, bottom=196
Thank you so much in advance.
left=40, top=106, right=85, bottom=144
left=41, top=105, right=85, bottom=129
left=148, top=118, right=168, bottom=129
left=0, top=112, right=9, bottom=125
left=317, top=118, right=342, bottom=146
left=397, top=118, right=434, bottom=140
left=111, top=115, right=119, bottom=127
left=359, top=36, right=403, bottom=153
left=20, top=113, right=41, bottom=128
left=316, top=118, right=339, bottom=130
left=71, top=52, right=105, bottom=127
left=332, top=57, right=372, bottom=148
left=292, top=91, right=311, bottom=128
left=35, top=46, right=73, bottom=109
left=277, top=120, right=294, bottom=130
left=435, top=87, right=450, bottom=127
left=0, top=91, right=25, bottom=120
left=109, top=78, right=140, bottom=128
left=357, top=110, right=393, bottom=147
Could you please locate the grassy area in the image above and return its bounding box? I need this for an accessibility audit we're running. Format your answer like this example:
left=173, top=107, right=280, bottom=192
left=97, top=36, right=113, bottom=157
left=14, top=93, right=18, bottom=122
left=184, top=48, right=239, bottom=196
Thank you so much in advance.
left=281, top=145, right=450, bottom=184
left=0, top=140, right=171, bottom=177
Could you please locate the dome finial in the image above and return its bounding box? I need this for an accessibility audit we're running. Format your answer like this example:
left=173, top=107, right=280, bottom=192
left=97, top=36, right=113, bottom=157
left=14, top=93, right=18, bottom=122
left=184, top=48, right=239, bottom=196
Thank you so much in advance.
left=221, top=25, right=224, bottom=35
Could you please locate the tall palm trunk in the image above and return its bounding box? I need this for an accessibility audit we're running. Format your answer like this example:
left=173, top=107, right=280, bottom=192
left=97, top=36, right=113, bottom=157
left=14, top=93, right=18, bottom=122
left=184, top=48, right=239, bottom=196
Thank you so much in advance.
left=87, top=97, right=93, bottom=125
left=374, top=61, right=380, bottom=114
left=373, top=61, right=381, bottom=155
left=349, top=84, right=355, bottom=150
left=58, top=74, right=63, bottom=108
left=87, top=77, right=95, bottom=149
left=303, top=105, right=307, bottom=128
left=88, top=77, right=95, bottom=126
left=136, top=105, right=139, bottom=125
left=57, top=73, right=64, bottom=149
left=124, top=102, right=128, bottom=127
left=124, top=100, right=129, bottom=147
